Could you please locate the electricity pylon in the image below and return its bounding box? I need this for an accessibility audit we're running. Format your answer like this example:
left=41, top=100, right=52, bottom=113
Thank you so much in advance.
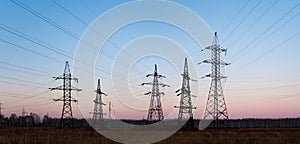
left=200, top=32, right=230, bottom=127
left=108, top=101, right=114, bottom=119
left=22, top=107, right=27, bottom=117
left=91, top=79, right=107, bottom=119
left=0, top=103, right=3, bottom=127
left=174, top=58, right=197, bottom=120
left=142, top=64, right=169, bottom=121
left=49, top=61, right=81, bottom=127
left=0, top=103, right=4, bottom=116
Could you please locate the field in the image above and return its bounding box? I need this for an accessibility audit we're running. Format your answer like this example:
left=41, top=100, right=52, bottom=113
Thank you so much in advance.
left=0, top=127, right=300, bottom=144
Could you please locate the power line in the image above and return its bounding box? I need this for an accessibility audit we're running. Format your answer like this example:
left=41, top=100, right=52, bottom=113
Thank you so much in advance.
left=0, top=65, right=56, bottom=97
left=0, top=61, right=53, bottom=75
left=0, top=75, right=50, bottom=86
left=229, top=2, right=300, bottom=61
left=9, top=0, right=114, bottom=64
left=232, top=93, right=300, bottom=107
left=0, top=0, right=143, bottom=85
left=222, top=0, right=263, bottom=43
left=226, top=0, right=279, bottom=50
left=10, top=0, right=86, bottom=49
left=5, top=100, right=54, bottom=112
left=232, top=9, right=300, bottom=62
left=0, top=91, right=49, bottom=99
left=0, top=74, right=55, bottom=100
left=245, top=8, right=300, bottom=53
left=0, top=24, right=73, bottom=59
left=0, top=90, right=53, bottom=113
left=6, top=0, right=178, bottom=88
left=227, top=83, right=300, bottom=91
left=11, top=0, right=151, bottom=76
left=0, top=25, right=112, bottom=80
left=0, top=66, right=51, bottom=78
left=279, top=94, right=300, bottom=100
left=79, top=0, right=98, bottom=16
left=0, top=80, right=48, bottom=88
left=229, top=30, right=300, bottom=76
left=220, top=0, right=250, bottom=34
left=19, top=80, right=56, bottom=95
left=0, top=25, right=140, bottom=85
left=0, top=38, right=64, bottom=64
left=51, top=0, right=152, bottom=72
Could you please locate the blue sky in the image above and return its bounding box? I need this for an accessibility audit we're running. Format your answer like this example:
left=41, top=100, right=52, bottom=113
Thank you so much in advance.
left=0, top=0, right=299, bottom=119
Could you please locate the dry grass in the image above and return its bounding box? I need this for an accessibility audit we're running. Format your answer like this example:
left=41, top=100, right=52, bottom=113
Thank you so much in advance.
left=0, top=127, right=115, bottom=144
left=158, top=128, right=300, bottom=144
left=0, top=127, right=299, bottom=144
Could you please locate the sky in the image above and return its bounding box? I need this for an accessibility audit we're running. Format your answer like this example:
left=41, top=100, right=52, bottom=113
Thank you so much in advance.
left=0, top=0, right=300, bottom=119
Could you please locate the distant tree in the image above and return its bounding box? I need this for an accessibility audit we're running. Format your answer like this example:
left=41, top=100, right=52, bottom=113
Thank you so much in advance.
left=42, top=114, right=51, bottom=127
left=9, top=113, right=18, bottom=127
left=30, top=113, right=41, bottom=124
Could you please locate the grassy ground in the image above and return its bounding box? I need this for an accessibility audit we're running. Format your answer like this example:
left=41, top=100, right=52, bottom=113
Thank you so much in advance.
left=0, top=127, right=299, bottom=144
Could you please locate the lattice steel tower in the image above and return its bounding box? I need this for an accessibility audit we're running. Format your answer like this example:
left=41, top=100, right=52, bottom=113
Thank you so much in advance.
left=174, top=58, right=197, bottom=120
left=200, top=32, right=230, bottom=126
left=49, top=61, right=81, bottom=127
left=142, top=64, right=169, bottom=121
left=0, top=102, right=3, bottom=127
left=91, top=79, right=107, bottom=119
left=0, top=103, right=4, bottom=117
left=108, top=101, right=113, bottom=119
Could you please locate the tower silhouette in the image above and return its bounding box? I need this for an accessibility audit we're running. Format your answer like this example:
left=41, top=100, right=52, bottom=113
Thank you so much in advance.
left=0, top=102, right=3, bottom=127
left=174, top=58, right=197, bottom=120
left=108, top=101, right=113, bottom=119
left=91, top=79, right=107, bottom=119
left=0, top=103, right=4, bottom=117
left=142, top=64, right=169, bottom=121
left=49, top=61, right=81, bottom=127
left=200, top=32, right=230, bottom=127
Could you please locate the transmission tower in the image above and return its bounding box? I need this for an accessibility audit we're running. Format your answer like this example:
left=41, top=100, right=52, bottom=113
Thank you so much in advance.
left=174, top=58, right=197, bottom=120
left=108, top=101, right=113, bottom=119
left=22, top=107, right=27, bottom=117
left=91, top=79, right=107, bottom=119
left=0, top=103, right=4, bottom=116
left=0, top=103, right=3, bottom=127
left=142, top=64, right=169, bottom=122
left=200, top=32, right=230, bottom=127
left=49, top=61, right=81, bottom=127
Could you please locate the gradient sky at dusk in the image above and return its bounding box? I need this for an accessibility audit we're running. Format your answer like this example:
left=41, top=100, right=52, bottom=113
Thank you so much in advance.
left=0, top=0, right=300, bottom=119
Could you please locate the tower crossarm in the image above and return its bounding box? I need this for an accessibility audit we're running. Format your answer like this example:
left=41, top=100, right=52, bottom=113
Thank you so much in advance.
left=53, top=97, right=78, bottom=102
left=52, top=76, right=79, bottom=81
left=71, top=86, right=82, bottom=92
left=142, top=82, right=169, bottom=87
left=201, top=73, right=228, bottom=79
left=49, top=86, right=81, bottom=91
left=199, top=59, right=230, bottom=66
left=49, top=86, right=63, bottom=91
left=174, top=106, right=196, bottom=109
